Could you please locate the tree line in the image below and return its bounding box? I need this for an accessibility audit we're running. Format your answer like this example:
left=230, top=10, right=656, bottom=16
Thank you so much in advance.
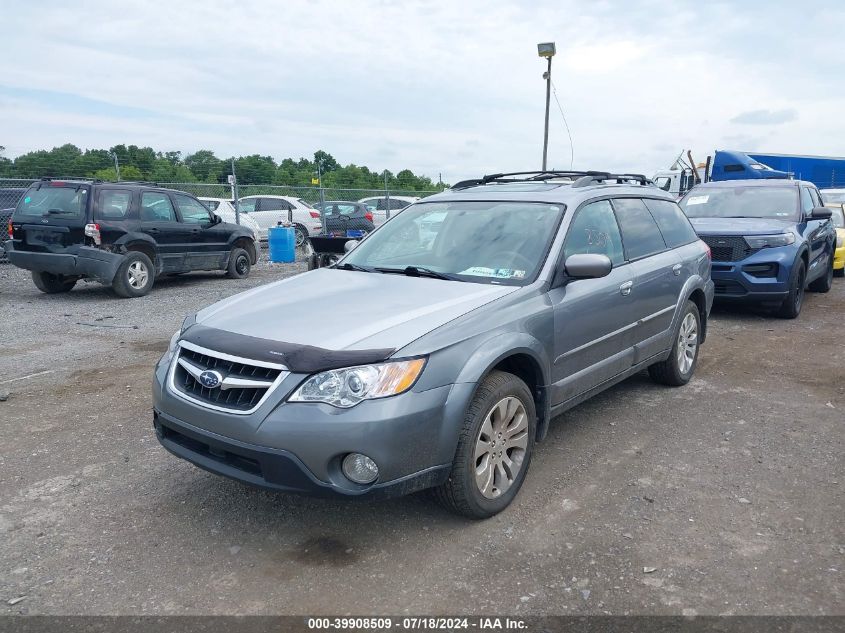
left=0, top=144, right=447, bottom=191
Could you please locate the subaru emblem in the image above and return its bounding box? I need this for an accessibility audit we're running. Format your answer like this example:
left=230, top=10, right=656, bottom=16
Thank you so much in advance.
left=198, top=370, right=223, bottom=389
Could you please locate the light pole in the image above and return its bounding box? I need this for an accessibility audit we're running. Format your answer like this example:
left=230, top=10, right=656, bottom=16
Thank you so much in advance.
left=537, top=42, right=556, bottom=171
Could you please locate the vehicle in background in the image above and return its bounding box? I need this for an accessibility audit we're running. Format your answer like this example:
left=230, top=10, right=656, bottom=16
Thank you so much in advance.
left=5, top=179, right=257, bottom=297
left=679, top=179, right=836, bottom=318
left=654, top=150, right=790, bottom=198
left=746, top=153, right=845, bottom=190
left=198, top=197, right=261, bottom=251
left=823, top=203, right=845, bottom=277
left=236, top=195, right=322, bottom=246
left=0, top=188, right=26, bottom=262
left=820, top=189, right=845, bottom=206
left=314, top=201, right=375, bottom=235
left=152, top=170, right=713, bottom=518
left=358, top=195, right=419, bottom=226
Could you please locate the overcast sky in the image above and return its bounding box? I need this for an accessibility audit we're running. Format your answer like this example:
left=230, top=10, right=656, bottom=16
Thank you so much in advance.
left=3, top=0, right=844, bottom=182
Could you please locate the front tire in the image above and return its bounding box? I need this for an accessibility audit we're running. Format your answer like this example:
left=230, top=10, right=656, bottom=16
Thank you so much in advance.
left=648, top=300, right=700, bottom=386
left=777, top=260, right=806, bottom=319
left=808, top=257, right=834, bottom=293
left=434, top=370, right=536, bottom=519
left=32, top=271, right=77, bottom=294
left=226, top=247, right=251, bottom=278
left=112, top=251, right=155, bottom=298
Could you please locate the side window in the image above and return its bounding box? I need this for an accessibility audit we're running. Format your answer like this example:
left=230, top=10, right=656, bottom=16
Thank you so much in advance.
left=97, top=189, right=132, bottom=220
left=140, top=192, right=176, bottom=222
left=563, top=200, right=625, bottom=266
left=173, top=194, right=212, bottom=224
left=642, top=198, right=698, bottom=248
left=800, top=187, right=814, bottom=214
left=388, top=198, right=407, bottom=210
left=612, top=198, right=667, bottom=260
left=237, top=198, right=256, bottom=213
left=377, top=199, right=389, bottom=211
left=809, top=188, right=823, bottom=208
left=654, top=177, right=672, bottom=192
left=259, top=198, right=288, bottom=211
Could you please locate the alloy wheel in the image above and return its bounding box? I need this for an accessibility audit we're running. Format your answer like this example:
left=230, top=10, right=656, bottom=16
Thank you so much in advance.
left=676, top=312, right=698, bottom=375
left=474, top=396, right=529, bottom=499
left=127, top=261, right=149, bottom=289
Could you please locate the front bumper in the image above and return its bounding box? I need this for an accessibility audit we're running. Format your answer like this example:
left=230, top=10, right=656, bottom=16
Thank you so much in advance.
left=709, top=247, right=795, bottom=303
left=152, top=351, right=473, bottom=498
left=3, top=240, right=124, bottom=284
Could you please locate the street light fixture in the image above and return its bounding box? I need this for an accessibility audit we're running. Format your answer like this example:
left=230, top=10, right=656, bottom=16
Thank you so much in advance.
left=537, top=42, right=556, bottom=171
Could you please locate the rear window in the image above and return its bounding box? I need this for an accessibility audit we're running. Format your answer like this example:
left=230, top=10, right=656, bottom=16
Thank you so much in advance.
left=15, top=185, right=88, bottom=219
left=201, top=200, right=220, bottom=211
left=642, top=198, right=698, bottom=248
left=612, top=198, right=667, bottom=260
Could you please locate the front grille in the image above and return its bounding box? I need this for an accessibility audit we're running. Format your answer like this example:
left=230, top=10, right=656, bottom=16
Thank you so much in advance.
left=171, top=344, right=286, bottom=413
left=700, top=235, right=760, bottom=262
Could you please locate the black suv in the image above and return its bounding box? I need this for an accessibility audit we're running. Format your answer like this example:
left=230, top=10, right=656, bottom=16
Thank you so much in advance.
left=4, top=179, right=258, bottom=297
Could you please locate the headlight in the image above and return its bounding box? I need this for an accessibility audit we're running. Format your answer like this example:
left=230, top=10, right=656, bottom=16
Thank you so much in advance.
left=744, top=233, right=795, bottom=249
left=167, top=330, right=180, bottom=354
left=289, top=358, right=426, bottom=408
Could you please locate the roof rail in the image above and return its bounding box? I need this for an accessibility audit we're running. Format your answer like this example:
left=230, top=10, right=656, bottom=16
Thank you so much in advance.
left=571, top=173, right=653, bottom=187
left=38, top=176, right=102, bottom=183
left=451, top=170, right=653, bottom=190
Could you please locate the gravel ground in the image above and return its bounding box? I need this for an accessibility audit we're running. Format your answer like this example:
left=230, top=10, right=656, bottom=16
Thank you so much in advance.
left=0, top=259, right=843, bottom=616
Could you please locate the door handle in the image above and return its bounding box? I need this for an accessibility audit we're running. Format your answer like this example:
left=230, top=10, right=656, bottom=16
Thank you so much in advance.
left=620, top=280, right=633, bottom=296
left=672, top=263, right=683, bottom=276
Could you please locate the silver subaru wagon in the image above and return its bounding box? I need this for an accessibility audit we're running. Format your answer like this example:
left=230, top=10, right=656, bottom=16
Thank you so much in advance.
left=152, top=171, right=714, bottom=518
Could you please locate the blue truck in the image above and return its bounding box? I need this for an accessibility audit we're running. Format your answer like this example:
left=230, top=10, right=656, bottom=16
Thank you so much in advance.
left=652, top=150, right=845, bottom=196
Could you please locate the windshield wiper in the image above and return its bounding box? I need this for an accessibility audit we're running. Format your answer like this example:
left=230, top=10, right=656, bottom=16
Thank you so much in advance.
left=334, top=262, right=373, bottom=272
left=375, top=266, right=459, bottom=281
left=46, top=209, right=75, bottom=215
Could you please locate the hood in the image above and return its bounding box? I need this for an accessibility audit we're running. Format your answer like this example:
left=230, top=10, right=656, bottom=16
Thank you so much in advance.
left=195, top=268, right=518, bottom=352
left=689, top=216, right=794, bottom=236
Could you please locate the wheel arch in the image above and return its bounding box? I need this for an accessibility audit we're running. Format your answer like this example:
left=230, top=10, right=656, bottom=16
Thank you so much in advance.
left=454, top=335, right=552, bottom=443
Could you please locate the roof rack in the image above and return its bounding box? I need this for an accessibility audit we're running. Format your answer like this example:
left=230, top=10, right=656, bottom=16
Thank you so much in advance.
left=38, top=176, right=102, bottom=183
left=571, top=173, right=652, bottom=187
left=451, top=170, right=653, bottom=190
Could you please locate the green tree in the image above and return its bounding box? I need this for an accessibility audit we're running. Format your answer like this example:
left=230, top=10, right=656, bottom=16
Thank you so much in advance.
left=185, top=150, right=223, bottom=182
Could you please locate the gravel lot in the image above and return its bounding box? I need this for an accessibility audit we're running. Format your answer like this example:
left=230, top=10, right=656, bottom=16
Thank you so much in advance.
left=0, top=259, right=842, bottom=616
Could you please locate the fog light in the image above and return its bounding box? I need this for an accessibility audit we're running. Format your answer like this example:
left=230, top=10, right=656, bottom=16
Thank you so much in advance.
left=342, top=453, right=379, bottom=484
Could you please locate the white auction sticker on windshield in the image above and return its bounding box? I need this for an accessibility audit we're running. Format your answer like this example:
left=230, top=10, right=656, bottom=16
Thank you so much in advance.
left=460, top=267, right=526, bottom=279
left=686, top=195, right=709, bottom=205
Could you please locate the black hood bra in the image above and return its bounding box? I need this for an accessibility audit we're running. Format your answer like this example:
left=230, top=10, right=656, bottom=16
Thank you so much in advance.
left=180, top=325, right=395, bottom=374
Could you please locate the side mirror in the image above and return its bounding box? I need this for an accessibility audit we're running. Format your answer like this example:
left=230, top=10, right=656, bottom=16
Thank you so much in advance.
left=811, top=206, right=832, bottom=220
left=564, top=253, right=613, bottom=280
left=344, top=239, right=359, bottom=253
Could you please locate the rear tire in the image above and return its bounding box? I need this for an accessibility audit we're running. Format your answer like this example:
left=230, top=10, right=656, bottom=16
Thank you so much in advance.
left=294, top=224, right=307, bottom=247
left=648, top=300, right=700, bottom=386
left=32, top=271, right=76, bottom=294
left=777, top=260, right=806, bottom=319
left=226, top=247, right=251, bottom=279
left=808, top=257, right=834, bottom=293
left=112, top=251, right=155, bottom=298
left=433, top=370, right=536, bottom=519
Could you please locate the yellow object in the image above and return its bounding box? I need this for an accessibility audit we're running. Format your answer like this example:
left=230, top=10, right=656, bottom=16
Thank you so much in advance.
left=826, top=204, right=845, bottom=275
left=311, top=178, right=319, bottom=185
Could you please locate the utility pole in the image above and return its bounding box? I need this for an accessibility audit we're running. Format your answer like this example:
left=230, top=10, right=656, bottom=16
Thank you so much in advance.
left=317, top=161, right=326, bottom=233
left=112, top=152, right=121, bottom=182
left=384, top=170, right=391, bottom=220
left=537, top=42, right=556, bottom=171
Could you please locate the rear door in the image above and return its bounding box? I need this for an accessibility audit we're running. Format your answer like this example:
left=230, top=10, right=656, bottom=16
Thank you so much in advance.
left=611, top=197, right=677, bottom=361
left=172, top=193, right=229, bottom=270
left=139, top=191, right=190, bottom=272
left=549, top=199, right=637, bottom=404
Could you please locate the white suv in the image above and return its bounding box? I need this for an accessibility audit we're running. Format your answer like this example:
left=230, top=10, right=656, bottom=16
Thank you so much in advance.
left=198, top=198, right=262, bottom=249
left=237, top=195, right=323, bottom=245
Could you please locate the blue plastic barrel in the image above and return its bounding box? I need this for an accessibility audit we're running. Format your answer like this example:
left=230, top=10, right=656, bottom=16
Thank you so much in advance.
left=268, top=226, right=296, bottom=263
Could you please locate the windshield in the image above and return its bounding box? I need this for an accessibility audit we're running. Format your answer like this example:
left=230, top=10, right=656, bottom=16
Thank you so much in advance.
left=341, top=201, right=564, bottom=285
left=821, top=191, right=845, bottom=204
left=680, top=187, right=798, bottom=220
left=830, top=207, right=845, bottom=229
left=14, top=185, right=88, bottom=219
